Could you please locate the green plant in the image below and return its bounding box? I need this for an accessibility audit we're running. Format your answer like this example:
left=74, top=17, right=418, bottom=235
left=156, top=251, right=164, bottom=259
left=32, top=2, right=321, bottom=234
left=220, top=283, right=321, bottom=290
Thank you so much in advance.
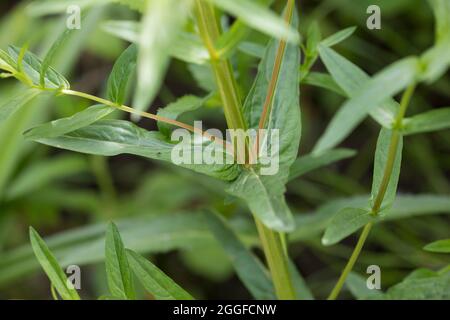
left=1, top=0, right=450, bottom=300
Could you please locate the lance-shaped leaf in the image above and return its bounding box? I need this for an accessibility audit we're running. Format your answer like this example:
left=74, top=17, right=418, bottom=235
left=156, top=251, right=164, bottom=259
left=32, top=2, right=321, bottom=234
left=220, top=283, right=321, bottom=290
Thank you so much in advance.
left=314, top=52, right=419, bottom=153
left=102, top=20, right=208, bottom=65
left=322, top=207, right=375, bottom=246
left=227, top=169, right=295, bottom=232
left=105, top=223, right=135, bottom=299
left=320, top=26, right=356, bottom=47
left=133, top=0, right=192, bottom=114
left=228, top=4, right=300, bottom=231
left=29, top=119, right=239, bottom=181
left=107, top=44, right=137, bottom=105
left=8, top=46, right=70, bottom=89
left=29, top=227, right=80, bottom=300
left=346, top=272, right=384, bottom=300
left=318, top=46, right=399, bottom=130
left=288, top=260, right=314, bottom=300
left=402, top=107, right=450, bottom=135
left=126, top=249, right=194, bottom=300
left=157, top=95, right=205, bottom=137
left=423, top=239, right=450, bottom=253
left=289, top=148, right=356, bottom=181
left=24, top=104, right=114, bottom=140
left=370, top=128, right=403, bottom=210
left=204, top=211, right=276, bottom=299
left=210, top=0, right=300, bottom=44
left=0, top=88, right=40, bottom=124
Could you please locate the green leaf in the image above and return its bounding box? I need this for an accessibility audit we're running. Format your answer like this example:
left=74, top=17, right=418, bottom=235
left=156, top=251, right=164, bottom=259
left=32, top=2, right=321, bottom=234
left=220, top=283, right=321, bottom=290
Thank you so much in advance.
left=134, top=0, right=192, bottom=114
left=157, top=95, right=205, bottom=137
left=30, top=119, right=239, bottom=181
left=301, top=72, right=346, bottom=96
left=403, top=107, right=450, bottom=135
left=126, top=249, right=194, bottom=300
left=105, top=222, right=135, bottom=299
left=346, top=272, right=384, bottom=300
left=318, top=46, right=398, bottom=129
left=242, top=4, right=301, bottom=179
left=288, top=260, right=314, bottom=300
left=107, top=44, right=137, bottom=105
left=40, top=28, right=75, bottom=87
left=204, top=211, right=276, bottom=299
left=210, top=0, right=300, bottom=44
left=424, top=239, right=450, bottom=253
left=305, top=22, right=321, bottom=57
left=102, top=20, right=208, bottom=65
left=5, top=155, right=88, bottom=201
left=384, top=271, right=450, bottom=299
left=8, top=46, right=70, bottom=89
left=315, top=50, right=419, bottom=153
left=227, top=169, right=295, bottom=232
left=322, top=207, right=374, bottom=246
left=24, top=104, right=114, bottom=140
left=428, top=0, right=450, bottom=43
left=320, top=26, right=357, bottom=47
left=289, top=148, right=356, bottom=181
left=0, top=88, right=40, bottom=124
left=29, top=227, right=80, bottom=300
left=370, top=128, right=403, bottom=210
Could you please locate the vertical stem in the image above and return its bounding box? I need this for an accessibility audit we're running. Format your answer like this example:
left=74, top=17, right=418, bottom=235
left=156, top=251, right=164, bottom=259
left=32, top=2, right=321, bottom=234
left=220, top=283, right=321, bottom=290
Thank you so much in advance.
left=327, top=83, right=416, bottom=300
left=194, top=0, right=296, bottom=299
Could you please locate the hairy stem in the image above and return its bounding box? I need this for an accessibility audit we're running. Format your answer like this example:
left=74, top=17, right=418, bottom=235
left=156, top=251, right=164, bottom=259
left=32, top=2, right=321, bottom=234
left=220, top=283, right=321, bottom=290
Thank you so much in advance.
left=328, top=83, right=416, bottom=300
left=194, top=0, right=296, bottom=299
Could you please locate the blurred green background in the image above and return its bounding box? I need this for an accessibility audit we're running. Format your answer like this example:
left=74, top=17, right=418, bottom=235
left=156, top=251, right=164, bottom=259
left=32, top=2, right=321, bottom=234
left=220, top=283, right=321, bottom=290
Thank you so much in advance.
left=0, top=0, right=448, bottom=299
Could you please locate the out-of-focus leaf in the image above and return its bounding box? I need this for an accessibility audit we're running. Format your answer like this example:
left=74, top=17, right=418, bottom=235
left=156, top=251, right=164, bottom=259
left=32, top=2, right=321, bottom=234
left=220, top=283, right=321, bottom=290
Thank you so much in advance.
left=210, top=0, right=300, bottom=44
left=402, top=107, right=450, bottom=135
left=157, top=95, right=205, bottom=137
left=289, top=148, right=356, bottom=181
left=370, top=128, right=403, bottom=210
left=322, top=207, right=374, bottom=246
left=102, top=20, right=208, bottom=65
left=288, top=260, right=314, bottom=300
left=384, top=271, right=450, bottom=299
left=0, top=88, right=40, bottom=124
left=300, top=72, right=345, bottom=95
left=320, top=26, right=357, bottom=47
left=346, top=272, right=384, bottom=300
left=204, top=211, right=276, bottom=299
left=105, top=223, right=135, bottom=299
left=318, top=46, right=398, bottom=129
left=126, top=249, right=193, bottom=300
left=428, top=0, right=450, bottom=43
left=305, top=22, right=321, bottom=57
left=29, top=119, right=239, bottom=181
left=24, top=104, right=114, bottom=140
left=134, top=0, right=192, bottom=114
left=5, top=155, right=88, bottom=201
left=29, top=227, right=80, bottom=300
left=107, top=44, right=137, bottom=105
left=424, top=239, right=450, bottom=253
left=314, top=49, right=419, bottom=153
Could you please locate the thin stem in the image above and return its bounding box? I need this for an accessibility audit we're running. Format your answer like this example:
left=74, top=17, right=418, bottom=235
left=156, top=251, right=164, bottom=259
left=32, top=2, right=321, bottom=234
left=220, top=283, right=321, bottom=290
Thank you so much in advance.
left=327, top=222, right=373, bottom=300
left=60, top=89, right=233, bottom=152
left=194, top=0, right=296, bottom=299
left=327, top=83, right=416, bottom=300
